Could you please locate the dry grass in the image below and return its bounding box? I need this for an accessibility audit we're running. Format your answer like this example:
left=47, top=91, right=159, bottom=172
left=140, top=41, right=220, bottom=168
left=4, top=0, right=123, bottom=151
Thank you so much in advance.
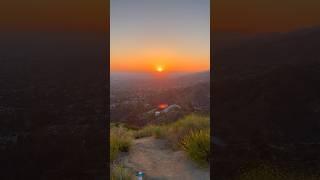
left=110, top=125, right=133, bottom=161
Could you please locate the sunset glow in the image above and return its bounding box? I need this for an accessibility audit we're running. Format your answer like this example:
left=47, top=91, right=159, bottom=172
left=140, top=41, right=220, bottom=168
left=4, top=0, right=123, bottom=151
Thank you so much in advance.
left=111, top=0, right=210, bottom=73
left=156, top=66, right=164, bottom=72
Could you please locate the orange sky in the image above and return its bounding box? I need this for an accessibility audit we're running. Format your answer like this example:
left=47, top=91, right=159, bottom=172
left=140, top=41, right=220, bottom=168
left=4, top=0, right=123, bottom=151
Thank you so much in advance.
left=111, top=0, right=210, bottom=73
left=111, top=46, right=209, bottom=73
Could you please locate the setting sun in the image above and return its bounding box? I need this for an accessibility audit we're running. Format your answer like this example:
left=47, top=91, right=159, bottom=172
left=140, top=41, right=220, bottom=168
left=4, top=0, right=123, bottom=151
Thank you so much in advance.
left=156, top=66, right=164, bottom=72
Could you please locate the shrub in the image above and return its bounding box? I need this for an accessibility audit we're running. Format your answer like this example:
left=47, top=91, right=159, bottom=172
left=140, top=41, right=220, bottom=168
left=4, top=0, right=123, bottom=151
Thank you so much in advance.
left=153, top=126, right=166, bottom=138
left=110, top=140, right=119, bottom=162
left=181, top=129, right=210, bottom=166
left=134, top=125, right=155, bottom=139
left=134, top=125, right=166, bottom=139
left=111, top=164, right=134, bottom=180
left=110, top=126, right=132, bottom=161
left=167, top=114, right=209, bottom=148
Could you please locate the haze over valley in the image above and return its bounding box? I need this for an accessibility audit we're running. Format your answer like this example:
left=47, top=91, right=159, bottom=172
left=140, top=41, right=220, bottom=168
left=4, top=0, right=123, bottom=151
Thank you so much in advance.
left=110, top=71, right=210, bottom=127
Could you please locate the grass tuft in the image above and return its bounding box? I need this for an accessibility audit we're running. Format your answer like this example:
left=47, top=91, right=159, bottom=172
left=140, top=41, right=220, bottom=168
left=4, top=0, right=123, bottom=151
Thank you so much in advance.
left=167, top=114, right=210, bottom=148
left=134, top=125, right=166, bottom=139
left=111, top=164, right=134, bottom=180
left=181, top=129, right=210, bottom=167
left=110, top=126, right=133, bottom=162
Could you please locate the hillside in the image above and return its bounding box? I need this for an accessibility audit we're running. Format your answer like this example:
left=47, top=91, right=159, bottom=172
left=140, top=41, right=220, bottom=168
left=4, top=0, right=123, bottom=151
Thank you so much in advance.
left=0, top=32, right=107, bottom=179
left=213, top=27, right=320, bottom=179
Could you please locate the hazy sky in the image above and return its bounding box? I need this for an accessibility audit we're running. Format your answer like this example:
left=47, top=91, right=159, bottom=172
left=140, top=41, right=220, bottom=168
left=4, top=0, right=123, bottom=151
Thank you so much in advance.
left=213, top=0, right=320, bottom=33
left=111, top=0, right=210, bottom=73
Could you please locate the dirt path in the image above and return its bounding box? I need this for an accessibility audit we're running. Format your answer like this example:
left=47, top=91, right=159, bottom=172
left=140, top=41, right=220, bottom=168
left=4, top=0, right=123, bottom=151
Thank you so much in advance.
left=120, top=137, right=210, bottom=180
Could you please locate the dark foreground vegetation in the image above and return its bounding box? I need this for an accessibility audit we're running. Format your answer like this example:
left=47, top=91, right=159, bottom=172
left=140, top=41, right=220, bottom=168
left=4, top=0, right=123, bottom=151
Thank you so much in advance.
left=213, top=27, right=320, bottom=179
left=0, top=33, right=107, bottom=179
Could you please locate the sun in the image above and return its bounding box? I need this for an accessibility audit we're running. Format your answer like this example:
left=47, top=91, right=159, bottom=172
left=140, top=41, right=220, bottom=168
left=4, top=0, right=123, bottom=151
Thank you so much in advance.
left=156, top=66, right=164, bottom=72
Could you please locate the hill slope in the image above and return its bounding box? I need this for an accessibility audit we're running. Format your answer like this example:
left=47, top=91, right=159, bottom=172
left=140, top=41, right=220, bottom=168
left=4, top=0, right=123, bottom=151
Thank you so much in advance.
left=214, top=27, right=320, bottom=143
left=213, top=28, right=320, bottom=178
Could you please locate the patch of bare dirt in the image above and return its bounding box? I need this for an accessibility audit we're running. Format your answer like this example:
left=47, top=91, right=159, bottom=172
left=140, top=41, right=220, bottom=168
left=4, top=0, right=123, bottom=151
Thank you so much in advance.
left=120, top=137, right=209, bottom=180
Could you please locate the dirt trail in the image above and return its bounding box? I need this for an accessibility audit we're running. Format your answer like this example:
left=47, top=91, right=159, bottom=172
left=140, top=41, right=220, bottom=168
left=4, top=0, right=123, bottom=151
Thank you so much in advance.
left=120, top=137, right=210, bottom=180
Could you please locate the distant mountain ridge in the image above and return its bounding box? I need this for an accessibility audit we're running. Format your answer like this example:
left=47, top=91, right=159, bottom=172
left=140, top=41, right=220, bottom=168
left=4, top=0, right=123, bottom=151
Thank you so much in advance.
left=111, top=71, right=209, bottom=91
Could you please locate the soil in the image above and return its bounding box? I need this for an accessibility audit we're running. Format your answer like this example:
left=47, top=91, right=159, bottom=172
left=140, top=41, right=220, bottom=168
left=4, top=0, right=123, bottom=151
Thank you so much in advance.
left=119, top=137, right=210, bottom=180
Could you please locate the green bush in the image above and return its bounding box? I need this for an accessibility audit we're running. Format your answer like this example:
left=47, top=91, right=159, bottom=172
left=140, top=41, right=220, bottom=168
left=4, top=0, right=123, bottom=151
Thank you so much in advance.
left=134, top=125, right=155, bottom=139
left=111, top=164, right=134, bottom=180
left=110, top=126, right=132, bottom=161
left=110, top=140, right=119, bottom=162
left=167, top=114, right=210, bottom=148
left=134, top=125, right=166, bottom=139
left=153, top=126, right=166, bottom=138
left=181, top=129, right=210, bottom=166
